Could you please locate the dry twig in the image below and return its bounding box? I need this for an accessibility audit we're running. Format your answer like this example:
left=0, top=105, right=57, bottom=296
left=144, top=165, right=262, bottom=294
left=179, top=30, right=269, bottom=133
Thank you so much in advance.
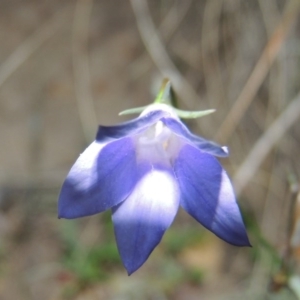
left=130, top=0, right=199, bottom=108
left=0, top=8, right=68, bottom=89
left=72, top=0, right=98, bottom=142
left=215, top=0, right=300, bottom=143
left=233, top=91, right=300, bottom=196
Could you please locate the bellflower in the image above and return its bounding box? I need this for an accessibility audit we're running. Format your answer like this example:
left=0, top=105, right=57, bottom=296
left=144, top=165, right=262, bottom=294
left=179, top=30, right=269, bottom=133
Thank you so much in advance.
left=58, top=82, right=250, bottom=275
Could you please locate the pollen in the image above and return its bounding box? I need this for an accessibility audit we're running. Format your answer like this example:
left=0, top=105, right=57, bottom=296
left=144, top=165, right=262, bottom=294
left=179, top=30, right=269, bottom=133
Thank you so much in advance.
left=163, top=141, right=168, bottom=150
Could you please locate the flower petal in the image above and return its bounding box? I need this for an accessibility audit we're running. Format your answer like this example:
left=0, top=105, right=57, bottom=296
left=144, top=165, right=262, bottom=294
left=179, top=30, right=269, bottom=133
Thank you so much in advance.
left=112, top=164, right=180, bottom=275
left=58, top=137, right=138, bottom=219
left=174, top=144, right=250, bottom=246
left=161, top=117, right=228, bottom=157
left=96, top=110, right=168, bottom=142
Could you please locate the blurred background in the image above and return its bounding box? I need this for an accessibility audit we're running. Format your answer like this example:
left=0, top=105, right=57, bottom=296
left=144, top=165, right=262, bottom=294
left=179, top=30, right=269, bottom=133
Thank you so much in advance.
left=0, top=0, right=300, bottom=299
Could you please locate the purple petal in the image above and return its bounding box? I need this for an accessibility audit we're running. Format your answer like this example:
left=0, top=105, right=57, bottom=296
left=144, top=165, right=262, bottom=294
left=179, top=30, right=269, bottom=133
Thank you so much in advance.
left=162, top=117, right=228, bottom=157
left=58, top=137, right=138, bottom=219
left=96, top=110, right=168, bottom=142
left=112, top=164, right=180, bottom=275
left=174, top=144, right=250, bottom=246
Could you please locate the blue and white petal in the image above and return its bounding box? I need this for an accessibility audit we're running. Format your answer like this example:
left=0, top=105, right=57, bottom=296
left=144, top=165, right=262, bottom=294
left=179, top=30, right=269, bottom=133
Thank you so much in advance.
left=96, top=109, right=169, bottom=142
left=58, top=137, right=138, bottom=219
left=161, top=117, right=228, bottom=157
left=112, top=164, right=180, bottom=275
left=174, top=144, right=250, bottom=246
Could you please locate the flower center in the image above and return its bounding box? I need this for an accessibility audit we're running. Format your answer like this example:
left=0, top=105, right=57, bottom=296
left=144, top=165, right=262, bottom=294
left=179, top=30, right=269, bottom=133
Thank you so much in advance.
left=135, top=121, right=183, bottom=166
left=138, top=121, right=170, bottom=147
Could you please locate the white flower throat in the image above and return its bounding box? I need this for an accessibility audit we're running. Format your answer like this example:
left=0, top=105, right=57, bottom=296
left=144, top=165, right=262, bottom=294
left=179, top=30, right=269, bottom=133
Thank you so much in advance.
left=136, top=120, right=183, bottom=166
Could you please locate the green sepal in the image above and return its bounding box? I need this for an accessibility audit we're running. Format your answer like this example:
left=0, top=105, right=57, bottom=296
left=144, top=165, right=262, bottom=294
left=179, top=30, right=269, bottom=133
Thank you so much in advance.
left=155, top=78, right=215, bottom=118
left=119, top=105, right=149, bottom=116
left=173, top=108, right=215, bottom=119
left=119, top=78, right=215, bottom=119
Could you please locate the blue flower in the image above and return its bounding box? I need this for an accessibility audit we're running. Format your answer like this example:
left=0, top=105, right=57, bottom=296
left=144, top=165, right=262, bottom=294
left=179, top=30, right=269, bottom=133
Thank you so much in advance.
left=58, top=103, right=250, bottom=275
